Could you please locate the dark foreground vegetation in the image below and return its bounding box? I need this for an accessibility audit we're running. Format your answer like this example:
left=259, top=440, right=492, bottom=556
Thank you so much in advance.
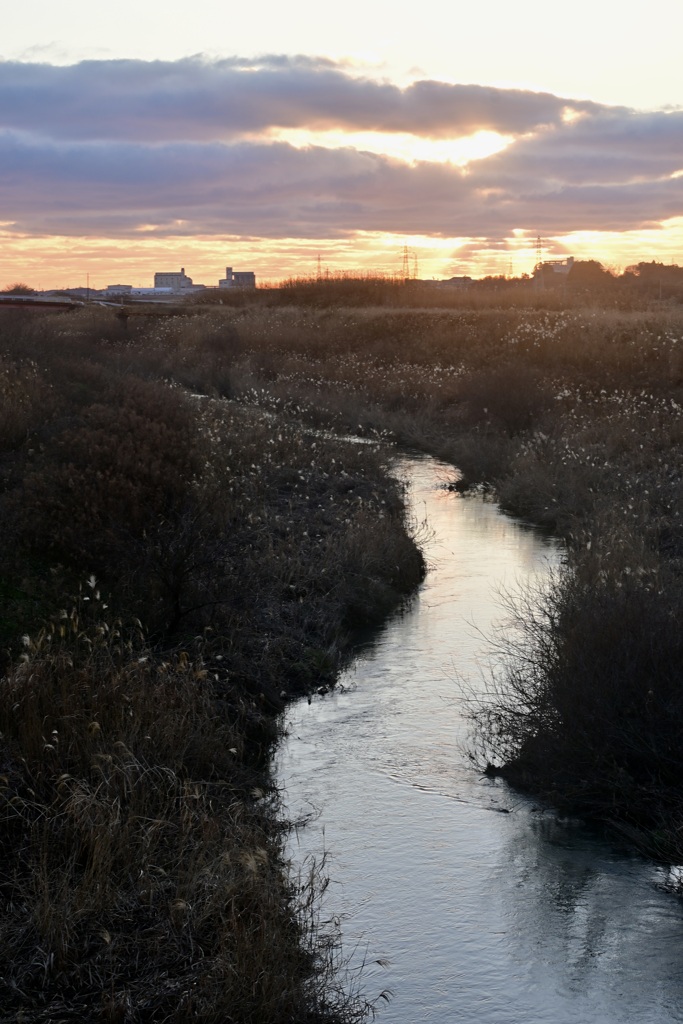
left=126, top=281, right=682, bottom=864
left=4, top=277, right=683, bottom=1020
left=0, top=307, right=424, bottom=1022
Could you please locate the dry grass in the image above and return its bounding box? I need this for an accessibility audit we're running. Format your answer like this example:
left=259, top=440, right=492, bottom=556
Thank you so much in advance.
left=0, top=307, right=425, bottom=1021
left=6, top=290, right=683, bottom=926
left=0, top=595, right=375, bottom=1022
left=117, top=294, right=683, bottom=860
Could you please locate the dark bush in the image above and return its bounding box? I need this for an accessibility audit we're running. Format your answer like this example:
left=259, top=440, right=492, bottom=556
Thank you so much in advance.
left=472, top=530, right=683, bottom=849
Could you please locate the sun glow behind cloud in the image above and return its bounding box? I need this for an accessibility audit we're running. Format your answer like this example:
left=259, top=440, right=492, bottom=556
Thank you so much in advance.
left=556, top=217, right=683, bottom=272
left=2, top=53, right=683, bottom=288
left=265, top=128, right=514, bottom=166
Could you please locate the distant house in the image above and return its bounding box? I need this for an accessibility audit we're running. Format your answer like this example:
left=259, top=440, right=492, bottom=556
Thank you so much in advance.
left=154, top=267, right=193, bottom=290
left=219, top=266, right=256, bottom=289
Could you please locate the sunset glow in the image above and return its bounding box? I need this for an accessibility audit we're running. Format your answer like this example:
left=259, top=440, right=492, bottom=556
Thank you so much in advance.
left=2, top=4, right=683, bottom=289
left=265, top=129, right=514, bottom=167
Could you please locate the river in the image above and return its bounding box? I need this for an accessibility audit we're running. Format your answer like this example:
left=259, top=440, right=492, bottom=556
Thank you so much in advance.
left=275, top=454, right=683, bottom=1023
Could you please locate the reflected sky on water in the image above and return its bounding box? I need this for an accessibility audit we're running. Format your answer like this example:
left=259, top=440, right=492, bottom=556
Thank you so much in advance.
left=276, top=456, right=683, bottom=1024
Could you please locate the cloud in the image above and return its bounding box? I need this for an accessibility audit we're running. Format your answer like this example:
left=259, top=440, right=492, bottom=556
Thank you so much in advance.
left=1, top=56, right=682, bottom=246
left=3, top=126, right=682, bottom=241
left=0, top=56, right=592, bottom=141
left=0, top=131, right=471, bottom=236
left=479, top=107, right=683, bottom=186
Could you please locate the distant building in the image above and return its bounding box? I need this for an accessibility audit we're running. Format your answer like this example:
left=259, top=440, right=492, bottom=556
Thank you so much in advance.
left=219, top=266, right=256, bottom=289
left=534, top=257, right=574, bottom=284
left=104, top=284, right=133, bottom=297
left=154, top=267, right=193, bottom=290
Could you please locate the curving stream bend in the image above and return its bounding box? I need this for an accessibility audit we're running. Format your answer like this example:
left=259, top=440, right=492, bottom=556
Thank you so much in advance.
left=275, top=454, right=683, bottom=1024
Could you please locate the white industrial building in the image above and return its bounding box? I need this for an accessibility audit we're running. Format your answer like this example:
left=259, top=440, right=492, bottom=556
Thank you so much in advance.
left=101, top=265, right=257, bottom=299
left=219, top=266, right=256, bottom=289
left=154, top=268, right=194, bottom=290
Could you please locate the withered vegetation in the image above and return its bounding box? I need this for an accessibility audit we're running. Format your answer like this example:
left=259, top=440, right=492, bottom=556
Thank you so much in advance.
left=0, top=306, right=423, bottom=1022
left=4, top=278, right=683, bottom=1020
left=106, top=283, right=683, bottom=861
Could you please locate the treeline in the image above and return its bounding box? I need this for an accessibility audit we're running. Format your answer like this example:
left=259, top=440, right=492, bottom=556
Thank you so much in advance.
left=543, top=259, right=683, bottom=302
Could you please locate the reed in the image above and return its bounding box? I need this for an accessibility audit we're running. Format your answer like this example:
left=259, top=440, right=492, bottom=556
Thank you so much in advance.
left=0, top=306, right=424, bottom=1020
left=121, top=295, right=683, bottom=859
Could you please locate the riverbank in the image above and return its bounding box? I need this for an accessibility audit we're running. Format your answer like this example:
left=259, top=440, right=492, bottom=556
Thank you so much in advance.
left=121, top=295, right=683, bottom=862
left=277, top=454, right=683, bottom=1024
left=0, top=308, right=424, bottom=1021
left=4, top=294, right=681, bottom=1018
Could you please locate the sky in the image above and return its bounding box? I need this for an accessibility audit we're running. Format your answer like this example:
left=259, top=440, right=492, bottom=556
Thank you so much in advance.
left=2, top=0, right=683, bottom=288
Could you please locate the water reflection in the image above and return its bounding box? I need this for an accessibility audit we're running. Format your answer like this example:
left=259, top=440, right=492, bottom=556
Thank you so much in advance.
left=277, top=456, right=683, bottom=1024
left=494, top=811, right=683, bottom=1019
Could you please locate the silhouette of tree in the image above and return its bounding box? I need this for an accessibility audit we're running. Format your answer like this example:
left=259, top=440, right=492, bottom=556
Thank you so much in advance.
left=1, top=282, right=35, bottom=295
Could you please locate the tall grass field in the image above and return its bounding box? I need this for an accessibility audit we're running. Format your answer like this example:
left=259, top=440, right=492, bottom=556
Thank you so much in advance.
left=1, top=280, right=682, bottom=1018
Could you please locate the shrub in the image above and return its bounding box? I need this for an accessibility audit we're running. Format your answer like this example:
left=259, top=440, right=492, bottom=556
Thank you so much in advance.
left=456, top=363, right=553, bottom=437
left=472, top=526, right=683, bottom=852
left=9, top=379, right=200, bottom=578
left=0, top=596, right=368, bottom=1022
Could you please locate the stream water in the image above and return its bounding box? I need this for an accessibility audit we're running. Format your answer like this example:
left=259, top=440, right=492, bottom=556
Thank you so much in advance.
left=275, top=455, right=683, bottom=1023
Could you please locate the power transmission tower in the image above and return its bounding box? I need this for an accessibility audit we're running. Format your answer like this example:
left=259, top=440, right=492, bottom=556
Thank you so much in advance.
left=402, top=244, right=411, bottom=280
left=535, top=235, right=544, bottom=267
left=535, top=235, right=546, bottom=289
left=400, top=245, right=419, bottom=280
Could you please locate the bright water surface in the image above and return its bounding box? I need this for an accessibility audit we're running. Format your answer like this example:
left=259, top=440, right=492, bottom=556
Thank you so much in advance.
left=275, top=455, right=683, bottom=1024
